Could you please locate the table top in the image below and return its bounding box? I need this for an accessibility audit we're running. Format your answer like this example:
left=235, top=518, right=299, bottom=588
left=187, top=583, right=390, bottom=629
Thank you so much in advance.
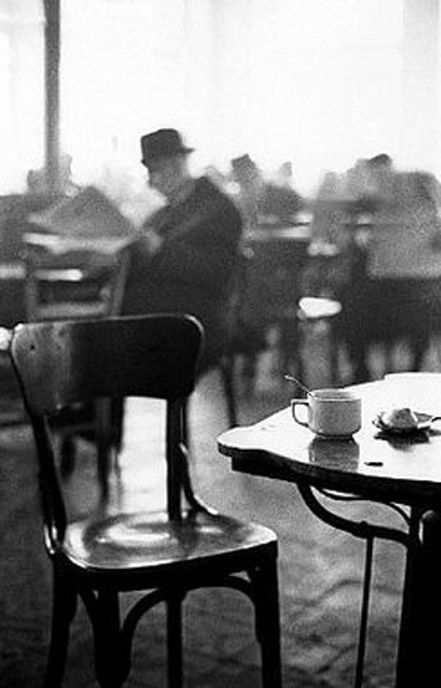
left=217, top=376, right=441, bottom=509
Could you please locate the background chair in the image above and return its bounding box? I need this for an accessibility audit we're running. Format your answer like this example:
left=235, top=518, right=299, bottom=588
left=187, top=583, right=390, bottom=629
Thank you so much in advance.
left=8, top=314, right=281, bottom=688
left=197, top=246, right=256, bottom=429
left=297, top=295, right=342, bottom=387
left=22, top=239, right=131, bottom=478
left=23, top=238, right=131, bottom=322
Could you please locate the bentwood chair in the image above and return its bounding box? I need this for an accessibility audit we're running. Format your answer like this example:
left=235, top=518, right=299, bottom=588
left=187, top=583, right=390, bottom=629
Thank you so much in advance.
left=8, top=314, right=281, bottom=688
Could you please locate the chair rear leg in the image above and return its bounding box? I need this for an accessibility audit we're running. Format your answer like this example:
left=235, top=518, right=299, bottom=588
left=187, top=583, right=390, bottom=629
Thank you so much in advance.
left=166, top=593, right=184, bottom=688
left=280, top=318, right=301, bottom=380
left=45, top=568, right=77, bottom=688
left=59, top=435, right=76, bottom=478
left=96, top=398, right=114, bottom=500
left=251, top=558, right=282, bottom=688
left=110, top=397, right=125, bottom=453
left=410, top=333, right=428, bottom=371
left=241, top=350, right=258, bottom=398
left=328, top=319, right=340, bottom=386
left=219, top=355, right=237, bottom=427
left=182, top=397, right=190, bottom=448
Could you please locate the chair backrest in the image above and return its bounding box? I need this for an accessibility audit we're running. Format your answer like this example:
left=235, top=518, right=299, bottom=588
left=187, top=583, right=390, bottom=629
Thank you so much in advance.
left=9, top=314, right=204, bottom=542
left=105, top=245, right=131, bottom=315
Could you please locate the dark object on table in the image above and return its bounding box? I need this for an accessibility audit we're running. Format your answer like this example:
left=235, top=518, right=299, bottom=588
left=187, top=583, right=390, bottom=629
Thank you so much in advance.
left=8, top=314, right=281, bottom=688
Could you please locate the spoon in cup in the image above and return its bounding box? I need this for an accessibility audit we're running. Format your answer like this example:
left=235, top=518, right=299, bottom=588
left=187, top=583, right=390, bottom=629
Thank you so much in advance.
left=284, top=374, right=311, bottom=396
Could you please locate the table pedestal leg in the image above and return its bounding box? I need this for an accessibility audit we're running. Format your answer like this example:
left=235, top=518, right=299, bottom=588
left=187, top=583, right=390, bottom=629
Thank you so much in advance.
left=396, top=509, right=441, bottom=687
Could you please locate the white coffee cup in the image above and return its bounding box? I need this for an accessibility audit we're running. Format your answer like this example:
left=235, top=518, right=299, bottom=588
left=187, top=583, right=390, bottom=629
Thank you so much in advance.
left=291, top=388, right=362, bottom=438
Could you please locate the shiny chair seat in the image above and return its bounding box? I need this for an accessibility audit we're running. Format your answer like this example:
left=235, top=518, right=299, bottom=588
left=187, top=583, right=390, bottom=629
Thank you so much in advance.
left=64, top=511, right=276, bottom=574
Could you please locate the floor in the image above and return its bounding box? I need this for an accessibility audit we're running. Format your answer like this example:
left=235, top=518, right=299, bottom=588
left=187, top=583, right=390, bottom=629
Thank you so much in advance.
left=1, top=324, right=438, bottom=687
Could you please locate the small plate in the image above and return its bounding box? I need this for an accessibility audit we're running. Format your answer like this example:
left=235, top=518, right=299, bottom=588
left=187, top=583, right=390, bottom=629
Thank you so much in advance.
left=373, top=411, right=441, bottom=435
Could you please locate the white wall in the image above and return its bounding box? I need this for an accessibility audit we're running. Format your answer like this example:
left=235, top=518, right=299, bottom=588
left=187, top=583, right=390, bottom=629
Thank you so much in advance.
left=401, top=0, right=440, bottom=175
left=1, top=0, right=441, bottom=196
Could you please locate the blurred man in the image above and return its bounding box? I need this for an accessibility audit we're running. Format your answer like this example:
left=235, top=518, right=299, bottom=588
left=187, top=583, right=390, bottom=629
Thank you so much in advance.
left=340, top=155, right=441, bottom=380
left=123, top=128, right=243, bottom=366
left=231, top=153, right=303, bottom=230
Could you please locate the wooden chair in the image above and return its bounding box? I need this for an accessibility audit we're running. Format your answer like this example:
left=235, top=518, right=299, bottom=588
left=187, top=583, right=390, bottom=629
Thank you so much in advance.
left=8, top=314, right=281, bottom=688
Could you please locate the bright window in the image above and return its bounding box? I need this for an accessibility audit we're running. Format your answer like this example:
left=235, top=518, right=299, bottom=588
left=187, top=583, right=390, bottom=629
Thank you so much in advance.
left=2, top=0, right=441, bottom=197
left=0, top=0, right=44, bottom=193
left=60, top=0, right=407, bottom=194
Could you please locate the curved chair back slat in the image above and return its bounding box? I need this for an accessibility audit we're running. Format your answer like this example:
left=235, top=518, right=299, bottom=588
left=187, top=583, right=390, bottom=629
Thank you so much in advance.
left=11, top=314, right=203, bottom=416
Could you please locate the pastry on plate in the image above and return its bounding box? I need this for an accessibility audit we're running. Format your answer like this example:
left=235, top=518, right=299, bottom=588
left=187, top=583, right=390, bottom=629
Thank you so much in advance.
left=380, top=407, right=419, bottom=430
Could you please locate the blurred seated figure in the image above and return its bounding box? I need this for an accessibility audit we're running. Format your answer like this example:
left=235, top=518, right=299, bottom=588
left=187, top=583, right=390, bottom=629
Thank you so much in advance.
left=339, top=154, right=441, bottom=381
left=274, top=160, right=295, bottom=189
left=122, top=128, right=243, bottom=370
left=302, top=170, right=355, bottom=299
left=27, top=153, right=80, bottom=197
left=203, top=164, right=227, bottom=190
left=231, top=154, right=303, bottom=230
left=309, top=171, right=350, bottom=246
left=344, top=157, right=373, bottom=208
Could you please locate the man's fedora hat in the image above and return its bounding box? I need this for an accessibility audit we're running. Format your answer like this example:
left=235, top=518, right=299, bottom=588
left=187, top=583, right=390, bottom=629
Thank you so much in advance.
left=141, top=129, right=194, bottom=166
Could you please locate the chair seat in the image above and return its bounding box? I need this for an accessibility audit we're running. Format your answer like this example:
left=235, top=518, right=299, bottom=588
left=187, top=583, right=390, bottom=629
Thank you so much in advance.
left=63, top=510, right=277, bottom=574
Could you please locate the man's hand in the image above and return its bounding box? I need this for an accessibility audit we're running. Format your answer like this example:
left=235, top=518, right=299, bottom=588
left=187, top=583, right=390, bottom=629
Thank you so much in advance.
left=133, top=231, right=163, bottom=256
left=145, top=230, right=164, bottom=253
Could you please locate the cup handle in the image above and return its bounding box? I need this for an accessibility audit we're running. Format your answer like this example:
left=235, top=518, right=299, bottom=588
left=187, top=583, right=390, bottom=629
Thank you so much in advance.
left=291, top=399, right=310, bottom=428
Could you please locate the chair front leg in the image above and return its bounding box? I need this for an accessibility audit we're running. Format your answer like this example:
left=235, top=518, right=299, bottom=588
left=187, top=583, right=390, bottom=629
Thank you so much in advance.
left=250, top=558, right=282, bottom=688
left=45, top=566, right=77, bottom=688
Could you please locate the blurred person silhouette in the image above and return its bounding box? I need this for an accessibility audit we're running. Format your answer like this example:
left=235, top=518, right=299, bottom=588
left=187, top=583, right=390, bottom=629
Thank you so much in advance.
left=230, top=154, right=262, bottom=230
left=309, top=170, right=349, bottom=246
left=340, top=154, right=441, bottom=380
left=275, top=161, right=295, bottom=189
left=231, top=154, right=303, bottom=230
left=203, top=165, right=227, bottom=190
left=303, top=170, right=353, bottom=297
left=27, top=153, right=80, bottom=197
left=344, top=158, right=372, bottom=204
left=122, top=128, right=243, bottom=368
